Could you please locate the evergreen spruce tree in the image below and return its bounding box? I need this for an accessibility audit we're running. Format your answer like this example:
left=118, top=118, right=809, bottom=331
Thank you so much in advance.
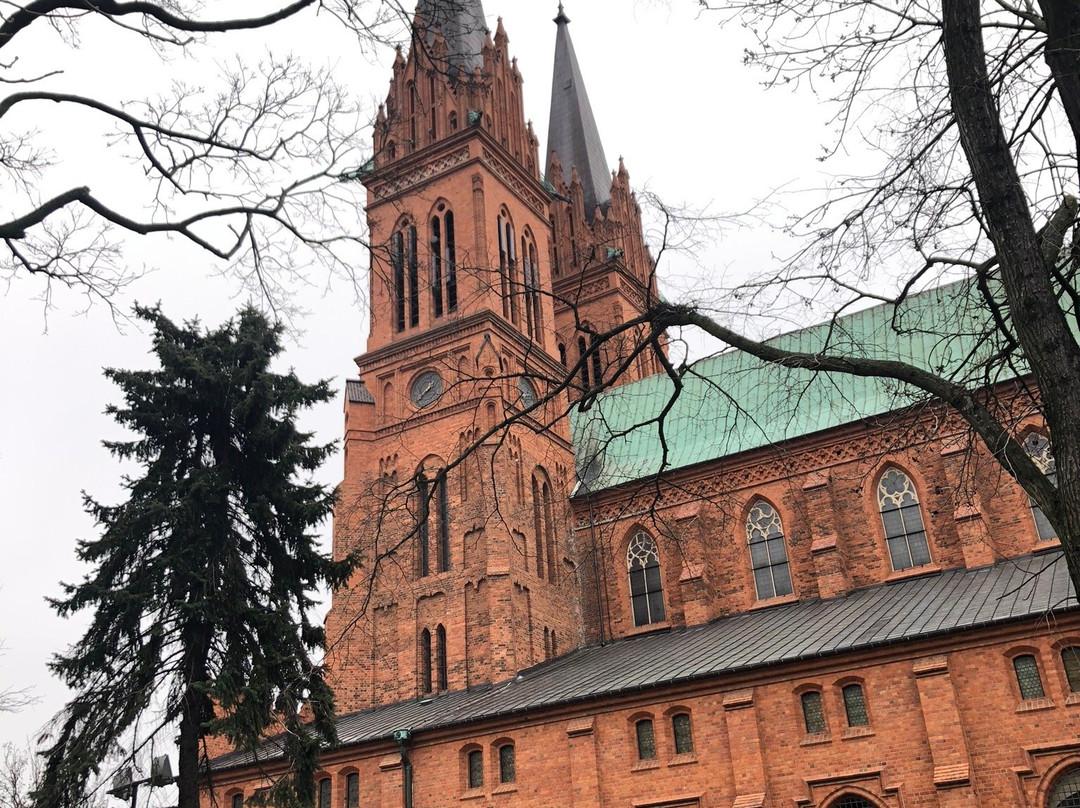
left=36, top=305, right=343, bottom=808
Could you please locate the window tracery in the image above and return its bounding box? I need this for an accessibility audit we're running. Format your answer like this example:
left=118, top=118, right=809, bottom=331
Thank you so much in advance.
left=627, top=532, right=665, bottom=626
left=876, top=468, right=931, bottom=570
left=746, top=500, right=793, bottom=599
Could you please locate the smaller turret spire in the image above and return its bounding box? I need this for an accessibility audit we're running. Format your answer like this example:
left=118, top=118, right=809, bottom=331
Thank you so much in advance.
left=416, top=0, right=489, bottom=82
left=545, top=3, right=611, bottom=219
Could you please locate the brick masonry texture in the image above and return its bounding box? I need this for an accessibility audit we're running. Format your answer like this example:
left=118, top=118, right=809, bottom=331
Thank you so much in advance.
left=201, top=5, right=1080, bottom=808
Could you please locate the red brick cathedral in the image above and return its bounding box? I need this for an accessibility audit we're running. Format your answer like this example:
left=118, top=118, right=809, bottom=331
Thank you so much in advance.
left=207, top=3, right=1080, bottom=807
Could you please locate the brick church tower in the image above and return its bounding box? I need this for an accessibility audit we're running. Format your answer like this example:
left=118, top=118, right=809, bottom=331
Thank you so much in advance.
left=324, top=0, right=658, bottom=713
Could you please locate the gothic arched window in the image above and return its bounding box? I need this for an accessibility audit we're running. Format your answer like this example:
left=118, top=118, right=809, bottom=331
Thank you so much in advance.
left=1024, top=432, right=1057, bottom=541
left=520, top=232, right=542, bottom=342
left=876, top=468, right=931, bottom=571
left=420, top=628, right=432, bottom=694
left=746, top=500, right=793, bottom=600
left=627, top=532, right=665, bottom=626
left=1047, top=766, right=1080, bottom=808
left=430, top=204, right=457, bottom=318
left=578, top=336, right=591, bottom=390
left=417, top=470, right=450, bottom=577
left=436, top=624, right=448, bottom=691
left=497, top=211, right=517, bottom=324
left=391, top=219, right=419, bottom=332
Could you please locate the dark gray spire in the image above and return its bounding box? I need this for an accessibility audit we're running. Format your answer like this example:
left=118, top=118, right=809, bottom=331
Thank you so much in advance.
left=416, top=0, right=489, bottom=81
left=545, top=4, right=611, bottom=218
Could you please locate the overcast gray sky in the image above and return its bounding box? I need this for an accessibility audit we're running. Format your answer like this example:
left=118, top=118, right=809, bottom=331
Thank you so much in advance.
left=0, top=0, right=830, bottom=756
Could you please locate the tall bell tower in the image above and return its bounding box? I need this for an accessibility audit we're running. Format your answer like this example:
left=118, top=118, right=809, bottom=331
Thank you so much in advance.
left=325, top=0, right=581, bottom=713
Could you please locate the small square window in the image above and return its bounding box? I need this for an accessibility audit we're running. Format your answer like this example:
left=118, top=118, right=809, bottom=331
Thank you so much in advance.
left=635, top=719, right=656, bottom=760
left=1013, top=654, right=1046, bottom=700
left=801, top=691, right=826, bottom=734
left=841, top=684, right=869, bottom=727
left=467, top=749, right=484, bottom=789
left=498, top=744, right=515, bottom=784
left=672, top=713, right=694, bottom=754
left=1063, top=647, right=1080, bottom=692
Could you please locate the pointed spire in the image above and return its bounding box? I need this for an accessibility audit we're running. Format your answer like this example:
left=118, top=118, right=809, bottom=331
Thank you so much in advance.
left=545, top=3, right=611, bottom=219
left=548, top=3, right=609, bottom=221
left=416, top=0, right=489, bottom=81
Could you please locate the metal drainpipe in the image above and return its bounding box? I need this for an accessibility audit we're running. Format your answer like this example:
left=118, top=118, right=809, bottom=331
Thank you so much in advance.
left=395, top=735, right=414, bottom=808
left=585, top=489, right=607, bottom=646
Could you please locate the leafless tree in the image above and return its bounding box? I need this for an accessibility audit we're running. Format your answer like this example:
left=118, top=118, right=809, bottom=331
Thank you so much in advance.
left=580, top=0, right=1080, bottom=589
left=0, top=0, right=419, bottom=312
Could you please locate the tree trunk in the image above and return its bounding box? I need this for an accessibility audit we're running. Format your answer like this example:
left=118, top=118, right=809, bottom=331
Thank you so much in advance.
left=177, top=622, right=213, bottom=808
left=1038, top=0, right=1080, bottom=154
left=942, top=0, right=1080, bottom=587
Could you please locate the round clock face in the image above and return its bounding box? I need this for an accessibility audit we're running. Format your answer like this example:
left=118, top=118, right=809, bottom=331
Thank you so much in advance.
left=410, top=370, right=443, bottom=408
left=518, top=376, right=538, bottom=408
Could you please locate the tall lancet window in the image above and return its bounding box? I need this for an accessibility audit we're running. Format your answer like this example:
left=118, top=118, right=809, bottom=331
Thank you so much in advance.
left=392, top=219, right=419, bottom=333
left=430, top=204, right=457, bottom=319
left=497, top=211, right=518, bottom=323
left=521, top=232, right=542, bottom=342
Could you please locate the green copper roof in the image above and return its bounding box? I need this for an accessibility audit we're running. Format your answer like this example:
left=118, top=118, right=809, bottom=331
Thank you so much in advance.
left=570, top=278, right=1008, bottom=493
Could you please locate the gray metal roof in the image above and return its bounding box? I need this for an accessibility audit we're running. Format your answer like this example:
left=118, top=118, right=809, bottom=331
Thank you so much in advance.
left=545, top=4, right=611, bottom=219
left=345, top=379, right=375, bottom=404
left=211, top=550, right=1074, bottom=770
left=416, top=0, right=489, bottom=82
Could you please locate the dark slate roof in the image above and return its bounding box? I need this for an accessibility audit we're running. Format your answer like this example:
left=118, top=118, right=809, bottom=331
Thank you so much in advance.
left=417, top=0, right=489, bottom=82
left=211, top=551, right=1074, bottom=770
left=345, top=379, right=375, bottom=404
left=545, top=4, right=611, bottom=219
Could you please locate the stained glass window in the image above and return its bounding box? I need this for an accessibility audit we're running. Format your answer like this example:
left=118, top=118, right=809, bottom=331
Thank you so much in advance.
left=1049, top=767, right=1080, bottom=808
left=1062, top=647, right=1080, bottom=692
left=1024, top=433, right=1058, bottom=541
left=1013, top=654, right=1046, bottom=699
left=231, top=794, right=243, bottom=808
left=468, top=750, right=484, bottom=789
left=498, top=744, right=515, bottom=783
left=318, top=779, right=331, bottom=808
left=747, top=500, right=793, bottom=599
left=842, top=684, right=869, bottom=727
left=801, top=691, right=826, bottom=734
left=672, top=713, right=694, bottom=754
left=635, top=719, right=656, bottom=760
left=877, top=469, right=931, bottom=570
left=627, top=533, right=665, bottom=626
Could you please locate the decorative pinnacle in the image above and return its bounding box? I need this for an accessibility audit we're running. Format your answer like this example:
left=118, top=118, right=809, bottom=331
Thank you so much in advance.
left=555, top=3, right=570, bottom=24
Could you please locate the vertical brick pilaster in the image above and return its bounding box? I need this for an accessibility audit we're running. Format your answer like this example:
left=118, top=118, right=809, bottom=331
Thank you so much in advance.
left=803, top=473, right=853, bottom=598
left=378, top=752, right=403, bottom=808
left=913, top=655, right=979, bottom=805
left=566, top=717, right=602, bottom=808
left=723, top=689, right=767, bottom=808
left=939, top=439, right=998, bottom=568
